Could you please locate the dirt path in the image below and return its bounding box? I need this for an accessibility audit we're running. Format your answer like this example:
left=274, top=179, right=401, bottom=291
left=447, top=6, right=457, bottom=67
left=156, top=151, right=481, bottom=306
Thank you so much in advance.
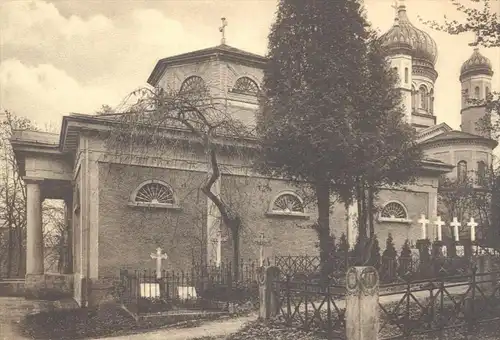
left=0, top=297, right=38, bottom=340
left=97, top=313, right=257, bottom=340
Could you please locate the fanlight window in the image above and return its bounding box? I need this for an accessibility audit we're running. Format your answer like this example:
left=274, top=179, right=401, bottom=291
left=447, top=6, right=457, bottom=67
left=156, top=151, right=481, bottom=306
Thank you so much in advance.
left=133, top=181, right=175, bottom=205
left=380, top=202, right=407, bottom=220
left=179, top=76, right=208, bottom=95
left=271, top=192, right=305, bottom=214
left=232, top=77, right=259, bottom=95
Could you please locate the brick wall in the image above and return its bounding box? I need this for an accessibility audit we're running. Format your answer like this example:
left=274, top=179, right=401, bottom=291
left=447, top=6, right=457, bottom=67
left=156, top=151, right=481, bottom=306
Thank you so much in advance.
left=98, top=163, right=207, bottom=277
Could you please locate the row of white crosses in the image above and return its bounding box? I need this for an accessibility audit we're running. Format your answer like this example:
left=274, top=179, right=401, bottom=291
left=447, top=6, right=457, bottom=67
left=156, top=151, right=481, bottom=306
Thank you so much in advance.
left=417, top=214, right=478, bottom=242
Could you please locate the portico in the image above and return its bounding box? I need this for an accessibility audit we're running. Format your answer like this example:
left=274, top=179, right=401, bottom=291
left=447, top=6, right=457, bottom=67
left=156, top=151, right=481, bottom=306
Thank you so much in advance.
left=11, top=130, right=74, bottom=299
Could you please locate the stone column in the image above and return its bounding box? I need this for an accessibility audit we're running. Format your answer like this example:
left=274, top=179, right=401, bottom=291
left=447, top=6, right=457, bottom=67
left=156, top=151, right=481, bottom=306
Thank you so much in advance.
left=25, top=178, right=44, bottom=275
left=346, top=266, right=379, bottom=340
left=258, top=266, right=281, bottom=320
left=64, top=195, right=73, bottom=274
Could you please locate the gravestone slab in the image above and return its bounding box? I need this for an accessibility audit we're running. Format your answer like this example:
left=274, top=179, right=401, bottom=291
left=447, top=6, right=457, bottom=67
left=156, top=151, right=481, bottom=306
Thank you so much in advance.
left=140, top=283, right=160, bottom=298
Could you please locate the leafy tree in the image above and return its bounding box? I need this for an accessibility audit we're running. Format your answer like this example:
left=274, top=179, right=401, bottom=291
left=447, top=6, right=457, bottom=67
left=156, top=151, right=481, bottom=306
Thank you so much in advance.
left=338, top=233, right=350, bottom=255
left=257, top=0, right=422, bottom=265
left=401, top=239, right=412, bottom=258
left=368, top=234, right=381, bottom=268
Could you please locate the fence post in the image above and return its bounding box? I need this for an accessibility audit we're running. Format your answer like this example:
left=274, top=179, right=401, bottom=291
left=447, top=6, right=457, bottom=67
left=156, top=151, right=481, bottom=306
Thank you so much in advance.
left=258, top=266, right=280, bottom=320
left=346, top=266, right=380, bottom=340
left=475, top=254, right=493, bottom=293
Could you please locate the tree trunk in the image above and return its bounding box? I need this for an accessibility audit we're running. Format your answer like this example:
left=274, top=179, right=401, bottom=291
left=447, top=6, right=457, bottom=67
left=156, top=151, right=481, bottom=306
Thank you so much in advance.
left=231, top=225, right=240, bottom=283
left=316, top=178, right=331, bottom=264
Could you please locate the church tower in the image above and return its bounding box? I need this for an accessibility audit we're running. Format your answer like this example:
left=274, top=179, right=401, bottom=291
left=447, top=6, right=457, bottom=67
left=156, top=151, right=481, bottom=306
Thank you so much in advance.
left=379, top=0, right=438, bottom=130
left=460, top=48, right=494, bottom=137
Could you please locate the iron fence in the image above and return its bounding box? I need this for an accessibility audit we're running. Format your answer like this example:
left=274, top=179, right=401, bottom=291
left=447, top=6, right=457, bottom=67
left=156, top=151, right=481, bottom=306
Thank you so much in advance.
left=378, top=268, right=500, bottom=339
left=273, top=275, right=346, bottom=339
left=118, top=260, right=261, bottom=315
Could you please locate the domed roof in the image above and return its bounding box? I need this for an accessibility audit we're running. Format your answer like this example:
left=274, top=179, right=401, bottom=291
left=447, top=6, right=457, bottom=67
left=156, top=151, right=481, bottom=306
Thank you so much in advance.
left=379, top=3, right=438, bottom=66
left=460, top=48, right=494, bottom=79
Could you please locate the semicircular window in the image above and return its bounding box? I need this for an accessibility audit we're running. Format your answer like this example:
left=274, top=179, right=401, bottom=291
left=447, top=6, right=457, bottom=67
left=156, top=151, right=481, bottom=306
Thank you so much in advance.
left=380, top=202, right=407, bottom=219
left=135, top=182, right=174, bottom=205
left=272, top=193, right=304, bottom=214
left=179, top=76, right=208, bottom=95
left=232, top=77, right=259, bottom=95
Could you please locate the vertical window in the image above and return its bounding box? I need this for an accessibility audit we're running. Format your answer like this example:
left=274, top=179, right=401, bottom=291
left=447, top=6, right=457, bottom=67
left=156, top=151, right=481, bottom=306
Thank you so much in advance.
left=419, top=86, right=428, bottom=110
left=477, top=161, right=487, bottom=186
left=474, top=86, right=480, bottom=99
left=457, top=161, right=468, bottom=183
left=429, top=89, right=434, bottom=114
left=404, top=67, right=409, bottom=84
left=486, top=87, right=490, bottom=99
left=411, top=85, right=416, bottom=111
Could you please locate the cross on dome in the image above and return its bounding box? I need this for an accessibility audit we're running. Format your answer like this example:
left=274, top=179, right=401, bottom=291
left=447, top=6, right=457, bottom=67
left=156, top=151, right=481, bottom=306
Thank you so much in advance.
left=219, top=17, right=228, bottom=45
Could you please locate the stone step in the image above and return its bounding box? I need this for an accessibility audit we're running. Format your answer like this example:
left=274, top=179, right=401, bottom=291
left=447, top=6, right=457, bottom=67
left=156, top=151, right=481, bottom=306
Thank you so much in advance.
left=0, top=279, right=25, bottom=297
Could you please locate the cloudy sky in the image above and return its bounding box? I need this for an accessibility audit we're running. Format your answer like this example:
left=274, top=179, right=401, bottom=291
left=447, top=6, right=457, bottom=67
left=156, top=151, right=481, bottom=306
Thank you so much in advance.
left=0, top=0, right=499, bottom=130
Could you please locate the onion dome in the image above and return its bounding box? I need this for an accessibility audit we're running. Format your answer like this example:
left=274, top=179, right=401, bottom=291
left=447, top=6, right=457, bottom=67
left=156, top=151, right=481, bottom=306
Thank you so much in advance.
left=460, top=48, right=494, bottom=81
left=379, top=3, right=438, bottom=66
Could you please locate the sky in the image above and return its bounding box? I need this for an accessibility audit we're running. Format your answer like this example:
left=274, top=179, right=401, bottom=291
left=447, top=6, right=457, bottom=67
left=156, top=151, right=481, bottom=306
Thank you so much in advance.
left=0, top=0, right=499, bottom=131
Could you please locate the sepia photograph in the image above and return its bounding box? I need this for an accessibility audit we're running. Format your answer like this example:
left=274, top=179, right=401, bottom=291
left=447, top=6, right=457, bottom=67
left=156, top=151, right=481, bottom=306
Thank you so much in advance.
left=0, top=0, right=500, bottom=339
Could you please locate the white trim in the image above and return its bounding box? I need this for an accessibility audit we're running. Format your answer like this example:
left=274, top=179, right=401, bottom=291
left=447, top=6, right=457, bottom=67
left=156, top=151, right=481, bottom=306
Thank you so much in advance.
left=378, top=217, right=413, bottom=224
left=127, top=202, right=181, bottom=210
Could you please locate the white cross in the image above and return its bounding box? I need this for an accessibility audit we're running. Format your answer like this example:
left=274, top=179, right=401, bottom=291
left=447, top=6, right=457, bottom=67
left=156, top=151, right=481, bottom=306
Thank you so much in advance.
left=219, top=17, right=227, bottom=45
left=450, top=217, right=461, bottom=242
left=255, top=232, right=271, bottom=267
left=418, top=214, right=430, bottom=240
left=150, top=247, right=168, bottom=279
left=391, top=0, right=399, bottom=18
left=467, top=217, right=478, bottom=242
left=211, top=229, right=228, bottom=267
left=434, top=216, right=445, bottom=241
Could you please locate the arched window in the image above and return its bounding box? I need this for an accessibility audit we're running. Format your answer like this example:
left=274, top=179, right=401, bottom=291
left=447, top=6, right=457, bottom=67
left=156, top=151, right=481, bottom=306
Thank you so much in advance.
left=129, top=180, right=179, bottom=209
left=179, top=76, right=208, bottom=95
left=457, top=161, right=468, bottom=183
left=404, top=67, right=409, bottom=84
left=463, top=88, right=469, bottom=107
left=486, top=87, right=490, bottom=99
left=419, top=86, right=428, bottom=110
left=232, top=77, right=259, bottom=95
left=267, top=191, right=307, bottom=217
left=379, top=201, right=409, bottom=222
left=477, top=161, right=487, bottom=186
left=474, top=86, right=480, bottom=100
left=430, top=88, right=434, bottom=114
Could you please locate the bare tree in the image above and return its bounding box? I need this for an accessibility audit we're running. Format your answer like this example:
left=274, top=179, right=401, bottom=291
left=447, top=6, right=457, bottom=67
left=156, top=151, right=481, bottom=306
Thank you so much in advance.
left=104, top=85, right=255, bottom=279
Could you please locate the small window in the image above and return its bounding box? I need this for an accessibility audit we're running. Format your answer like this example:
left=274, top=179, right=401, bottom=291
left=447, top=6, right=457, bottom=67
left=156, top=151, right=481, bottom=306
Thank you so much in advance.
left=129, top=180, right=180, bottom=209
left=411, top=85, right=416, bottom=111
left=474, top=86, right=480, bottom=99
left=231, top=77, right=259, bottom=95
left=404, top=67, right=409, bottom=84
left=267, top=191, right=308, bottom=218
left=486, top=87, right=490, bottom=98
left=457, top=161, right=468, bottom=183
left=477, top=161, right=487, bottom=186
left=463, top=88, right=469, bottom=106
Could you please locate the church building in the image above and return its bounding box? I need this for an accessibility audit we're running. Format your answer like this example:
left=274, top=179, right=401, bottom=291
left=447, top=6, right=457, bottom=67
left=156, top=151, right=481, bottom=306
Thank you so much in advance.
left=10, top=2, right=496, bottom=305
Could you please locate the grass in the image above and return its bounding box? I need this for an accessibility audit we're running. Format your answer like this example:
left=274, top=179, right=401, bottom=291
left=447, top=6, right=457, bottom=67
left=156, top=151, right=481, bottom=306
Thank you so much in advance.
left=17, top=304, right=233, bottom=340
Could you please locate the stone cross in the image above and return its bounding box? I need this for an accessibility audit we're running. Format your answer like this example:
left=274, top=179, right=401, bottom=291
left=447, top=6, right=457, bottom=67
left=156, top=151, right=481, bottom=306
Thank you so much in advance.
left=450, top=217, right=461, bottom=242
left=219, top=17, right=227, bottom=45
left=467, top=217, right=478, bottom=242
left=150, top=247, right=168, bottom=279
left=255, top=232, right=271, bottom=267
left=434, top=216, right=445, bottom=241
left=211, top=228, right=228, bottom=267
left=418, top=214, right=429, bottom=240
left=391, top=0, right=399, bottom=18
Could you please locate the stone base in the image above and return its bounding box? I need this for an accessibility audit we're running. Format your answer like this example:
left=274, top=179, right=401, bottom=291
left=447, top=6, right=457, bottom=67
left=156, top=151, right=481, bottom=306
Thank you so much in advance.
left=87, top=277, right=117, bottom=309
left=0, top=279, right=25, bottom=297
left=25, top=273, right=74, bottom=300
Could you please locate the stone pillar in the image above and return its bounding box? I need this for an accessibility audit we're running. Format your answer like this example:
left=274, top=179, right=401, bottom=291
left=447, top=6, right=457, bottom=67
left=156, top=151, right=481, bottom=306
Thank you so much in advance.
left=475, top=255, right=495, bottom=293
left=258, top=266, right=281, bottom=320
left=25, top=178, right=44, bottom=275
left=63, top=195, right=73, bottom=274
left=346, top=266, right=379, bottom=340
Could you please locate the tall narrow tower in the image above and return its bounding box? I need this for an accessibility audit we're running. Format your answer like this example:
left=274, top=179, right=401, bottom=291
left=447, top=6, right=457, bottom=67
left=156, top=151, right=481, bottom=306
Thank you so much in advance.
left=379, top=0, right=438, bottom=130
left=460, top=48, right=494, bottom=137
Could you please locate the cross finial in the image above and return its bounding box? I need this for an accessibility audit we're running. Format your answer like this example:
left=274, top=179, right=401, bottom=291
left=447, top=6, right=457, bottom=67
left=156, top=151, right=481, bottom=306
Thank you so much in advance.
left=219, top=17, right=227, bottom=45
left=391, top=0, right=399, bottom=17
